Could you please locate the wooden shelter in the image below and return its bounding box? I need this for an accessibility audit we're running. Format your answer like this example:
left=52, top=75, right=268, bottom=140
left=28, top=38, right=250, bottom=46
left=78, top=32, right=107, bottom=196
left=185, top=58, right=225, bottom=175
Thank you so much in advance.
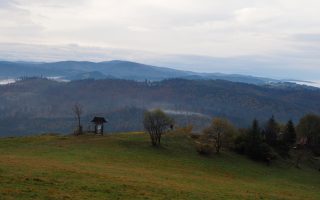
left=91, top=117, right=107, bottom=135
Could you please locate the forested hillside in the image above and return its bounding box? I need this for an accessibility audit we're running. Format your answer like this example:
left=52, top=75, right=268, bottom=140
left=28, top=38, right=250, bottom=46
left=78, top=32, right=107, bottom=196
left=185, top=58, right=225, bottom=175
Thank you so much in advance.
left=0, top=78, right=319, bottom=135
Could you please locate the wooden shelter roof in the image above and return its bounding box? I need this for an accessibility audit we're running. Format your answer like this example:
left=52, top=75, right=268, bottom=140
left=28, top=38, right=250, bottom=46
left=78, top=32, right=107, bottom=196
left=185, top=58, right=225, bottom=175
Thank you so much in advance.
left=91, top=117, right=107, bottom=123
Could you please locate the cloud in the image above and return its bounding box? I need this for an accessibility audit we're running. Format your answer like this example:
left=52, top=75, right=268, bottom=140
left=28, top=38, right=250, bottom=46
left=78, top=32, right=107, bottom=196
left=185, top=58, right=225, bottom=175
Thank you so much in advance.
left=294, top=33, right=320, bottom=43
left=0, top=0, right=319, bottom=79
left=234, top=7, right=282, bottom=25
left=0, top=0, right=44, bottom=43
left=0, top=42, right=319, bottom=80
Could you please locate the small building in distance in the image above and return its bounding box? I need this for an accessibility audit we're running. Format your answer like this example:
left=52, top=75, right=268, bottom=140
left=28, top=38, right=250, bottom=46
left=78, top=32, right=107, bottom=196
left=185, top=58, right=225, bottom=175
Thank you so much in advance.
left=91, top=117, right=108, bottom=135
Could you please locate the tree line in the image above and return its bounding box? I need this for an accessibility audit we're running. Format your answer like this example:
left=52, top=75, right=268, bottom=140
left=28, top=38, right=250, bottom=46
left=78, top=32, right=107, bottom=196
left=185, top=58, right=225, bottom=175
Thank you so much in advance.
left=144, top=109, right=320, bottom=167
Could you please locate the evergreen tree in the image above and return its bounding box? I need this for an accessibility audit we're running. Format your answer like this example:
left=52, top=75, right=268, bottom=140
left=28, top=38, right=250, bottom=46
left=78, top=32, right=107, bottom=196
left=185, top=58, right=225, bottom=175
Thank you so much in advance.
left=245, top=119, right=263, bottom=159
left=283, top=120, right=296, bottom=146
left=276, top=120, right=296, bottom=157
left=265, top=115, right=279, bottom=147
left=251, top=119, right=260, bottom=136
left=244, top=119, right=275, bottom=162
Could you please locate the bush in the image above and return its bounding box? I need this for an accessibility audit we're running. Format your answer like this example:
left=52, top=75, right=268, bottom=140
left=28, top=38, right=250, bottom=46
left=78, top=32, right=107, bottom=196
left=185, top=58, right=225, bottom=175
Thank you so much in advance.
left=190, top=133, right=201, bottom=140
left=234, top=134, right=247, bottom=154
left=257, top=143, right=277, bottom=162
left=297, top=114, right=320, bottom=155
left=195, top=139, right=214, bottom=155
left=170, top=125, right=193, bottom=136
left=243, top=140, right=276, bottom=162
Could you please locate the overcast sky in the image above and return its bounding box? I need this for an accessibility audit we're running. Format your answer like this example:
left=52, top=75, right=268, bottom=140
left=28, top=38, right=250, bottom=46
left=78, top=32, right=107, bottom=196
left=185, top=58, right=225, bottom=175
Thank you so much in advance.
left=0, top=0, right=319, bottom=79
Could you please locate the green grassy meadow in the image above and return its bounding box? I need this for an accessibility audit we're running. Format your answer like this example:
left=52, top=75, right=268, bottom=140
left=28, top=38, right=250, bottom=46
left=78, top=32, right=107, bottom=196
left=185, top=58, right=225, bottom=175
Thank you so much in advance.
left=0, top=132, right=319, bottom=200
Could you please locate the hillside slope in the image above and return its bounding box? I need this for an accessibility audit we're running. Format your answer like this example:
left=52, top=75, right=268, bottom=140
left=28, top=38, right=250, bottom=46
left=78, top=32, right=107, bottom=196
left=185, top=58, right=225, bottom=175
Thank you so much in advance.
left=0, top=133, right=319, bottom=200
left=0, top=78, right=319, bottom=135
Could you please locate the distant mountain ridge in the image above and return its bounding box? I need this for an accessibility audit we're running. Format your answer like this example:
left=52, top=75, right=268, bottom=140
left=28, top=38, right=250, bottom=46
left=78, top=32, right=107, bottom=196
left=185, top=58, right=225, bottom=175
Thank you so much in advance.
left=0, top=60, right=282, bottom=85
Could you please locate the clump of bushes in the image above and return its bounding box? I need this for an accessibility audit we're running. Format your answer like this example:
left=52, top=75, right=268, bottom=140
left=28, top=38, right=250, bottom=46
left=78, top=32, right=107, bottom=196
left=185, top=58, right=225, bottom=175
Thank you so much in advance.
left=194, top=115, right=312, bottom=165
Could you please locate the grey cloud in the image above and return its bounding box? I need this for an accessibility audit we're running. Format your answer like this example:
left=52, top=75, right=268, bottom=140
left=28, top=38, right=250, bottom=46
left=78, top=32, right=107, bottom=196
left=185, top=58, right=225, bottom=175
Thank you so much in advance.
left=0, top=0, right=15, bottom=8
left=0, top=42, right=319, bottom=80
left=0, top=0, right=319, bottom=80
left=294, top=33, right=320, bottom=43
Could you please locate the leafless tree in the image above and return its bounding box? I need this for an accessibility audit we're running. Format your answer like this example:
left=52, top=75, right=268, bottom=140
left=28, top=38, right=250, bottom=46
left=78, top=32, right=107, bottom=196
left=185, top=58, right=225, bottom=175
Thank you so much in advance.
left=72, top=103, right=83, bottom=135
left=143, top=109, right=174, bottom=146
left=202, top=118, right=237, bottom=154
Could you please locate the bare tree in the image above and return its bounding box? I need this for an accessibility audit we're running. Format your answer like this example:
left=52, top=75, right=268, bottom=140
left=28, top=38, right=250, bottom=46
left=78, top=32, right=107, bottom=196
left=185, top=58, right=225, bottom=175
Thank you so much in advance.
left=202, top=118, right=237, bottom=154
left=143, top=109, right=174, bottom=146
left=72, top=103, right=83, bottom=135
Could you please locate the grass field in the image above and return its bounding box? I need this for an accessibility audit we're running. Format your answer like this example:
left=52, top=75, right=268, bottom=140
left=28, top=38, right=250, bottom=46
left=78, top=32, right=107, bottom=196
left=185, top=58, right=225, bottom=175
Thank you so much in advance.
left=0, top=132, right=319, bottom=200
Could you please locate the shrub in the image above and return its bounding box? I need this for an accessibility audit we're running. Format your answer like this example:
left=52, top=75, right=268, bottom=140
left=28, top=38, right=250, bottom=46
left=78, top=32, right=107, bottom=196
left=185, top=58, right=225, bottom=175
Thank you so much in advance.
left=297, top=114, right=320, bottom=155
left=170, top=125, right=193, bottom=136
left=195, top=137, right=214, bottom=155
left=234, top=134, right=247, bottom=154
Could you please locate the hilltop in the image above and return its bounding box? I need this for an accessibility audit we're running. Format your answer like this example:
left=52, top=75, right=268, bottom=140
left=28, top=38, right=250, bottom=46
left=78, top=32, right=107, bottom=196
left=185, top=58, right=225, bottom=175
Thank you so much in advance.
left=0, top=132, right=319, bottom=200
